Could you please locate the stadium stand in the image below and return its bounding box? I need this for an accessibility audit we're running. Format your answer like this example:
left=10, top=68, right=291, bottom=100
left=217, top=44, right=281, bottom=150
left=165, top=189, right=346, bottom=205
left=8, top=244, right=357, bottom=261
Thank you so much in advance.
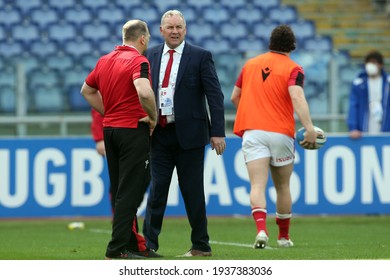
left=1, top=0, right=387, bottom=126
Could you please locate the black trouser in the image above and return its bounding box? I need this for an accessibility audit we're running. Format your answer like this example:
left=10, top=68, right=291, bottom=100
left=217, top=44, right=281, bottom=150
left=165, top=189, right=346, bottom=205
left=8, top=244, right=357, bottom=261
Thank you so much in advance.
left=104, top=124, right=151, bottom=257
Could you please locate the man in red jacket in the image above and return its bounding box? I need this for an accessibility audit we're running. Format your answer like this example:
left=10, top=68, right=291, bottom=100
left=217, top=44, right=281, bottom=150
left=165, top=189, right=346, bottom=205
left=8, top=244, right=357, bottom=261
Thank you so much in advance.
left=90, top=108, right=161, bottom=258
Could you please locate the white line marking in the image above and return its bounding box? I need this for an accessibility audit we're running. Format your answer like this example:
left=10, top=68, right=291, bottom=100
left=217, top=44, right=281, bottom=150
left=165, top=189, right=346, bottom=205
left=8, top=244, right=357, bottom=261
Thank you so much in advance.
left=88, top=228, right=274, bottom=249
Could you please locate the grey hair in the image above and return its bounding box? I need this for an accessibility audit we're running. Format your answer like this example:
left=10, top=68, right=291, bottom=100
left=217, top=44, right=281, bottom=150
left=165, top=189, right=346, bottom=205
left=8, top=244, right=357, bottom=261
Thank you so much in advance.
left=161, top=10, right=186, bottom=26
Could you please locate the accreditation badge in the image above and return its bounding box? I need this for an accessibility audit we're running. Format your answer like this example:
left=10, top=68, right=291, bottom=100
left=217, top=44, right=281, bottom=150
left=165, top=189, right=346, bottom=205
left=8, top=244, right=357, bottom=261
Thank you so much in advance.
left=159, top=87, right=174, bottom=116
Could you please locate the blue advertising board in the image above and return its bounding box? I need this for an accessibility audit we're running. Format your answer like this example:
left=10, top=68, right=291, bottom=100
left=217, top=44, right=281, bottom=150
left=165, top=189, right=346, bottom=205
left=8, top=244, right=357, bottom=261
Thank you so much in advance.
left=0, top=135, right=389, bottom=218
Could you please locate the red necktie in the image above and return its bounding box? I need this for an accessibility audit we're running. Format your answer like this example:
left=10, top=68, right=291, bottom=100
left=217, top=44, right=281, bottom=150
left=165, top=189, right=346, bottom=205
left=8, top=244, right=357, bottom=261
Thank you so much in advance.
left=159, top=49, right=175, bottom=127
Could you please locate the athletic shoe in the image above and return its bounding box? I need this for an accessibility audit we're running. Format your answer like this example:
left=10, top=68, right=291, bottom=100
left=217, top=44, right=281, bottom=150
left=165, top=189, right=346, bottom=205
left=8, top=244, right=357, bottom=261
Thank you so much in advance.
left=178, top=249, right=212, bottom=257
left=131, top=248, right=163, bottom=258
left=277, top=238, right=294, bottom=247
left=105, top=250, right=146, bottom=260
left=253, top=230, right=268, bottom=249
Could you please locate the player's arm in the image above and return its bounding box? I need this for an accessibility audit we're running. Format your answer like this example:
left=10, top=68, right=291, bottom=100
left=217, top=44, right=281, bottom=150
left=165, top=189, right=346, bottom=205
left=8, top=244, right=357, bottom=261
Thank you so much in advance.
left=134, top=77, right=157, bottom=135
left=81, top=82, right=104, bottom=115
left=231, top=86, right=242, bottom=108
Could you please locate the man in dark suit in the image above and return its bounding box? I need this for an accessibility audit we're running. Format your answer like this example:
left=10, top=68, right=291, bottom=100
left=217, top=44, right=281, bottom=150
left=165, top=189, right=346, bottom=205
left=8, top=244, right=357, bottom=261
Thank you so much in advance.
left=143, top=10, right=226, bottom=257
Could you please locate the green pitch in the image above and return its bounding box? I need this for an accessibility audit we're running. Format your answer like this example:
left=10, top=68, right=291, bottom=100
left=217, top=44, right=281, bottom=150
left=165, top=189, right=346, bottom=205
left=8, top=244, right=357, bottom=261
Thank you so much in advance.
left=0, top=215, right=389, bottom=260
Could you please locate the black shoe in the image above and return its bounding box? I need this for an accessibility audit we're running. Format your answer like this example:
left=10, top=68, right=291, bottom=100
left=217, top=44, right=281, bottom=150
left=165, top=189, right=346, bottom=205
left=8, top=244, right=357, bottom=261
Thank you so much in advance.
left=131, top=248, right=163, bottom=258
left=105, top=250, right=146, bottom=260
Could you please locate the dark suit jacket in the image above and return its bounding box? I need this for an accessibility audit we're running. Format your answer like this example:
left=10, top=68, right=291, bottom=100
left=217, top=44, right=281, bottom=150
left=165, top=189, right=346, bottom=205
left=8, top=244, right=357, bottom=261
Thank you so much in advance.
left=145, top=42, right=225, bottom=150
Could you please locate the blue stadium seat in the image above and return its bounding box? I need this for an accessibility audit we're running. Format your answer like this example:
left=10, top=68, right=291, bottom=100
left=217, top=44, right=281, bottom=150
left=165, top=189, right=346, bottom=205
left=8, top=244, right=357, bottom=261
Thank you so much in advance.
left=81, top=53, right=100, bottom=70
left=116, top=0, right=144, bottom=10
left=166, top=4, right=199, bottom=23
left=0, top=38, right=24, bottom=58
left=99, top=37, right=119, bottom=55
left=30, top=38, right=58, bottom=58
left=219, top=0, right=248, bottom=10
left=14, top=0, right=42, bottom=15
left=154, top=0, right=181, bottom=12
left=220, top=20, right=248, bottom=40
left=32, top=85, right=66, bottom=112
left=234, top=5, right=264, bottom=24
left=252, top=0, right=280, bottom=12
left=28, top=67, right=61, bottom=89
left=188, top=0, right=216, bottom=10
left=0, top=66, right=15, bottom=87
left=302, top=35, right=333, bottom=52
left=339, top=65, right=362, bottom=83
left=30, top=6, right=58, bottom=29
left=67, top=85, right=90, bottom=111
left=252, top=19, right=278, bottom=41
left=214, top=52, right=243, bottom=74
left=48, top=21, right=78, bottom=43
left=186, top=20, right=214, bottom=44
left=63, top=38, right=94, bottom=59
left=0, top=85, right=15, bottom=113
left=0, top=6, right=22, bottom=27
left=82, top=0, right=110, bottom=13
left=8, top=54, right=40, bottom=75
left=289, top=19, right=316, bottom=42
left=63, top=6, right=93, bottom=28
left=268, top=5, right=298, bottom=24
left=96, top=5, right=125, bottom=28
left=63, top=66, right=90, bottom=89
left=80, top=21, right=111, bottom=44
left=46, top=52, right=75, bottom=71
left=203, top=36, right=233, bottom=54
left=0, top=24, right=7, bottom=41
left=47, top=0, right=77, bottom=12
left=236, top=36, right=267, bottom=55
left=11, top=21, right=41, bottom=43
left=201, top=4, right=230, bottom=24
left=129, top=4, right=160, bottom=24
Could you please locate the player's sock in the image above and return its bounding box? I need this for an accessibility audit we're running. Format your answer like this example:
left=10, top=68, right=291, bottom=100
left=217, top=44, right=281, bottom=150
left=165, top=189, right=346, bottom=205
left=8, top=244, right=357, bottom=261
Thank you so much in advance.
left=276, top=212, right=292, bottom=240
left=252, top=207, right=267, bottom=235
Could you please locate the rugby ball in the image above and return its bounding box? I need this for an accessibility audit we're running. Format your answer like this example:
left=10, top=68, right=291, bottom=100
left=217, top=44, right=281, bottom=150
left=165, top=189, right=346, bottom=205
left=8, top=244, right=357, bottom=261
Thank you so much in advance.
left=295, top=126, right=326, bottom=149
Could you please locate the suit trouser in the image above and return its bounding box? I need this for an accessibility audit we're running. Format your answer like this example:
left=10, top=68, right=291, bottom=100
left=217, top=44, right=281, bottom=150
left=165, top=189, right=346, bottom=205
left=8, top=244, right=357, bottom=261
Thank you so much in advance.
left=104, top=124, right=150, bottom=257
left=143, top=124, right=211, bottom=252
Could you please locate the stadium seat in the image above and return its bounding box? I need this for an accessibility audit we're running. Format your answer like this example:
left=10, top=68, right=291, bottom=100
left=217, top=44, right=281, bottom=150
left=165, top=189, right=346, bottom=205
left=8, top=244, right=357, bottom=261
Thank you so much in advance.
left=47, top=0, right=77, bottom=12
left=28, top=66, right=61, bottom=89
left=188, top=0, right=216, bottom=10
left=46, top=52, right=75, bottom=71
left=32, top=85, right=66, bottom=112
left=236, top=36, right=267, bottom=55
left=115, top=0, right=144, bottom=10
left=268, top=5, right=298, bottom=24
left=302, top=35, right=333, bottom=52
left=129, top=4, right=160, bottom=24
left=234, top=5, right=264, bottom=24
left=0, top=38, right=24, bottom=58
left=219, top=0, right=248, bottom=10
left=81, top=53, right=100, bottom=70
left=0, top=85, right=15, bottom=113
left=82, top=0, right=110, bottom=13
left=186, top=20, right=214, bottom=44
left=0, top=24, right=7, bottom=41
left=201, top=4, right=230, bottom=24
left=252, top=19, right=278, bottom=41
left=252, top=0, right=280, bottom=12
left=339, top=65, right=362, bottom=83
left=203, top=36, right=232, bottom=54
left=30, top=38, right=58, bottom=58
left=8, top=54, right=40, bottom=75
left=63, top=66, right=90, bottom=89
left=11, top=21, right=41, bottom=44
left=0, top=67, right=15, bottom=88
left=289, top=19, right=316, bottom=42
left=96, top=5, right=126, bottom=28
left=14, top=0, right=42, bottom=15
left=30, top=6, right=58, bottom=29
left=214, top=52, right=243, bottom=74
left=48, top=21, right=78, bottom=43
left=99, top=37, right=120, bottom=55
left=220, top=20, right=248, bottom=40
left=166, top=4, right=199, bottom=23
left=63, top=6, right=93, bottom=28
left=63, top=38, right=94, bottom=59
left=80, top=21, right=111, bottom=44
left=154, top=0, right=181, bottom=13
left=0, top=6, right=22, bottom=27
left=67, top=85, right=90, bottom=111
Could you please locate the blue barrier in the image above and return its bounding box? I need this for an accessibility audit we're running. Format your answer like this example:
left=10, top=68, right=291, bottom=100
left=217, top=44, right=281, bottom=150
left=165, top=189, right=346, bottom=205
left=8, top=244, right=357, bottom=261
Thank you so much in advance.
left=0, top=135, right=389, bottom=218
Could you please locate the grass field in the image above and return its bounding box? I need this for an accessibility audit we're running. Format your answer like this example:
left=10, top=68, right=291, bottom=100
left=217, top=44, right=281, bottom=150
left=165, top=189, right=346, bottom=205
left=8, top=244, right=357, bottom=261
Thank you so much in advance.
left=0, top=215, right=389, bottom=260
